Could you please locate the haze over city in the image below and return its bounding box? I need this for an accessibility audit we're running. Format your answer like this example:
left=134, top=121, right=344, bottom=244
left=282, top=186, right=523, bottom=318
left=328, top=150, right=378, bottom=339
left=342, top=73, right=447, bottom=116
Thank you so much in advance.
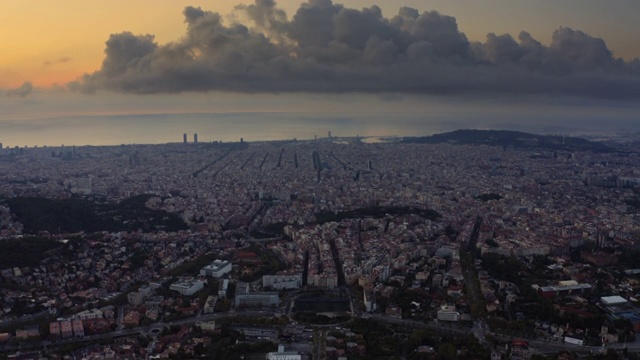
left=1, top=0, right=639, bottom=146
left=5, top=2, right=640, bottom=359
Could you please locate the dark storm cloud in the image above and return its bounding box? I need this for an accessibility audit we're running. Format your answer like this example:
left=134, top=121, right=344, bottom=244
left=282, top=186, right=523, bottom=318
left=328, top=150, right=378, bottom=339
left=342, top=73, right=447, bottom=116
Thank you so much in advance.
left=235, top=0, right=287, bottom=32
left=6, top=81, right=33, bottom=98
left=75, top=0, right=640, bottom=99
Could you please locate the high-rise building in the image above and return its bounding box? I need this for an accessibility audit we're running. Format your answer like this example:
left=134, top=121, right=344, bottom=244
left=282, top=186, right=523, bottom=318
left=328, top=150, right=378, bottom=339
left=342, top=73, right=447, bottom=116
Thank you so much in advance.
left=328, top=131, right=332, bottom=138
left=183, top=133, right=187, bottom=144
left=194, top=133, right=198, bottom=143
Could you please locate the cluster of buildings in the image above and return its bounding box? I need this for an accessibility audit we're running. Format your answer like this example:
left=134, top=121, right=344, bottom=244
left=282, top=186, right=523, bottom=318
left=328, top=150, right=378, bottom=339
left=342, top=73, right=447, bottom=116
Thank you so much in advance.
left=49, top=318, right=85, bottom=338
left=0, top=140, right=639, bottom=260
left=234, top=282, right=279, bottom=309
left=2, top=137, right=640, bottom=354
left=0, top=230, right=228, bottom=324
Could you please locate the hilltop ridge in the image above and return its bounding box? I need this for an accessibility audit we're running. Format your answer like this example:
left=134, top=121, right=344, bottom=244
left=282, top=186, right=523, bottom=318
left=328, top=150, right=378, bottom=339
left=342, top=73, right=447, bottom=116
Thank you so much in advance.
left=403, top=129, right=616, bottom=153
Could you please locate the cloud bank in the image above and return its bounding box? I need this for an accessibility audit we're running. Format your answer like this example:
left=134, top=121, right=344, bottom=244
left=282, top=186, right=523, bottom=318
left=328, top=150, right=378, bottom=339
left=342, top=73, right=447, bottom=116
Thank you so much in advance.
left=75, top=0, right=640, bottom=99
left=6, top=81, right=33, bottom=98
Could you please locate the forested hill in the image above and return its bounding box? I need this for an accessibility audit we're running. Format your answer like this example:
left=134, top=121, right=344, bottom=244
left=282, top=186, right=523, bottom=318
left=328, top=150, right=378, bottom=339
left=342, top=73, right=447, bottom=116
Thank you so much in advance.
left=5, top=195, right=187, bottom=234
left=403, top=129, right=616, bottom=153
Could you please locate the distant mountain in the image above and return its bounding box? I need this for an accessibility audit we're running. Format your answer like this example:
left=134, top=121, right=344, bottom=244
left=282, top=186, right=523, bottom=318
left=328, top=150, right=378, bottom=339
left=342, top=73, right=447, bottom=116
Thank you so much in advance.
left=403, top=129, right=616, bottom=153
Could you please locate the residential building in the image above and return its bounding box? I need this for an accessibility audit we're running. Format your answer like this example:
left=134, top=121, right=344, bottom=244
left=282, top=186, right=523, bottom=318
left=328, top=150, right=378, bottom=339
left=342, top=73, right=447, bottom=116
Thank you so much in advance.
left=262, top=274, right=303, bottom=290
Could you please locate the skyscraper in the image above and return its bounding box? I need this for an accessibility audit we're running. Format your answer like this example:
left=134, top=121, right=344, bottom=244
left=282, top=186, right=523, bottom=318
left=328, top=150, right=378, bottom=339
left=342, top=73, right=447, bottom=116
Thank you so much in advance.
left=183, top=133, right=187, bottom=144
left=194, top=133, right=198, bottom=143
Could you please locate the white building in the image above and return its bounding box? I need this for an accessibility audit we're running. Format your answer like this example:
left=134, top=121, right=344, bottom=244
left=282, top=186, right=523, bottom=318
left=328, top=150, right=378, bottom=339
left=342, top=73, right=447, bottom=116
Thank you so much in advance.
left=601, top=295, right=627, bottom=306
left=74, top=309, right=103, bottom=321
left=200, top=260, right=232, bottom=278
left=170, top=278, right=205, bottom=296
left=266, top=345, right=301, bottom=360
left=564, top=336, right=584, bottom=346
left=437, top=305, right=460, bottom=322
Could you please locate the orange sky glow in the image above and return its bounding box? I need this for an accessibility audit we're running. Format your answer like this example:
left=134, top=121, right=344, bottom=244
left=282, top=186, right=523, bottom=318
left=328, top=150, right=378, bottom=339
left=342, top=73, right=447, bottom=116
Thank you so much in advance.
left=1, top=0, right=638, bottom=89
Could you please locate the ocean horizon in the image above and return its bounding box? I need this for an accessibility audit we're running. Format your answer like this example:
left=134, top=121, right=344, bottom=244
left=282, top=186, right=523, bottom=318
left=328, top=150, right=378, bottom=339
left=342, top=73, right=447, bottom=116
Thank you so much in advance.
left=1, top=109, right=639, bottom=148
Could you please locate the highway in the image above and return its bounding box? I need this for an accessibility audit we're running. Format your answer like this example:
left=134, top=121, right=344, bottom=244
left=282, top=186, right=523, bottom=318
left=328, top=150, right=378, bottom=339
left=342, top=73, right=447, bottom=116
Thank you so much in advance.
left=0, top=310, right=272, bottom=354
left=370, top=314, right=640, bottom=356
left=3, top=303, right=639, bottom=357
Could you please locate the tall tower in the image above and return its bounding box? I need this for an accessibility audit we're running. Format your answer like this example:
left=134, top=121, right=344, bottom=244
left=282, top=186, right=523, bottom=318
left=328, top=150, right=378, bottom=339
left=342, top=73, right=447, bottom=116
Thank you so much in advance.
left=194, top=133, right=198, bottom=143
left=183, top=133, right=187, bottom=144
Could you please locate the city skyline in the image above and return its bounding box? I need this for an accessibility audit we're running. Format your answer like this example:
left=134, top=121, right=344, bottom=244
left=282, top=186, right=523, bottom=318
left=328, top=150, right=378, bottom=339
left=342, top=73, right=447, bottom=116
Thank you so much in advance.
left=3, top=2, right=640, bottom=356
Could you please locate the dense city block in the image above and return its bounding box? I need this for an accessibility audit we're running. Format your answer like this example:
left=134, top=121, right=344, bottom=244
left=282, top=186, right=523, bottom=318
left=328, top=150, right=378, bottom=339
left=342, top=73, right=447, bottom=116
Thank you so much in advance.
left=2, top=132, right=640, bottom=359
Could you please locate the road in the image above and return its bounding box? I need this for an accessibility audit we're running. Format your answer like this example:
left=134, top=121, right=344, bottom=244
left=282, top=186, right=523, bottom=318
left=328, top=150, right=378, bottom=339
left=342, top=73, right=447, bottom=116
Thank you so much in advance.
left=371, top=314, right=640, bottom=356
left=0, top=310, right=272, bottom=354
left=3, top=305, right=640, bottom=357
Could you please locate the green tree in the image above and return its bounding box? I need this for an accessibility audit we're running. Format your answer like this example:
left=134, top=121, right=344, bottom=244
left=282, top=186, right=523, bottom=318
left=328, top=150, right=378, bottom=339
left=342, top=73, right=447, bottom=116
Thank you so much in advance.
left=437, top=343, right=457, bottom=360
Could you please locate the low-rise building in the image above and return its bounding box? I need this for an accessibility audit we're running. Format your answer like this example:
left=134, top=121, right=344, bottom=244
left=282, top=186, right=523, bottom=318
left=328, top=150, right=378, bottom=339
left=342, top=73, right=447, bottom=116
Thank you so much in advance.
left=266, top=344, right=301, bottom=360
left=170, top=278, right=206, bottom=296
left=234, top=282, right=279, bottom=308
left=535, top=281, right=592, bottom=298
left=72, top=319, right=84, bottom=337
left=437, top=305, right=460, bottom=322
left=60, top=319, right=73, bottom=338
left=49, top=321, right=60, bottom=337
left=15, top=326, right=39, bottom=340
left=75, top=308, right=104, bottom=321
left=196, top=320, right=216, bottom=332
left=262, top=274, right=303, bottom=290
left=200, top=260, right=232, bottom=278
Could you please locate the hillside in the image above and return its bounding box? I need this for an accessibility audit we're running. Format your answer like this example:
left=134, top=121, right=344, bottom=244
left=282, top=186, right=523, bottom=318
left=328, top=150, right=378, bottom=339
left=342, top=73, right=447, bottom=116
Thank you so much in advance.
left=5, top=195, right=188, bottom=234
left=403, top=129, right=616, bottom=153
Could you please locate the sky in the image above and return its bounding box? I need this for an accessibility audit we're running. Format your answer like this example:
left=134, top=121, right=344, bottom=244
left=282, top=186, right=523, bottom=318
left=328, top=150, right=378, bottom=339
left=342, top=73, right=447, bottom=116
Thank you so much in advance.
left=1, top=0, right=639, bottom=146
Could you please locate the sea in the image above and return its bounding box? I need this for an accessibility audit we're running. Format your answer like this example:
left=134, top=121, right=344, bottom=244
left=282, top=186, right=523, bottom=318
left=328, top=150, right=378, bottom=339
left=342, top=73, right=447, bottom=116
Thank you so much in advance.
left=1, top=107, right=639, bottom=148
